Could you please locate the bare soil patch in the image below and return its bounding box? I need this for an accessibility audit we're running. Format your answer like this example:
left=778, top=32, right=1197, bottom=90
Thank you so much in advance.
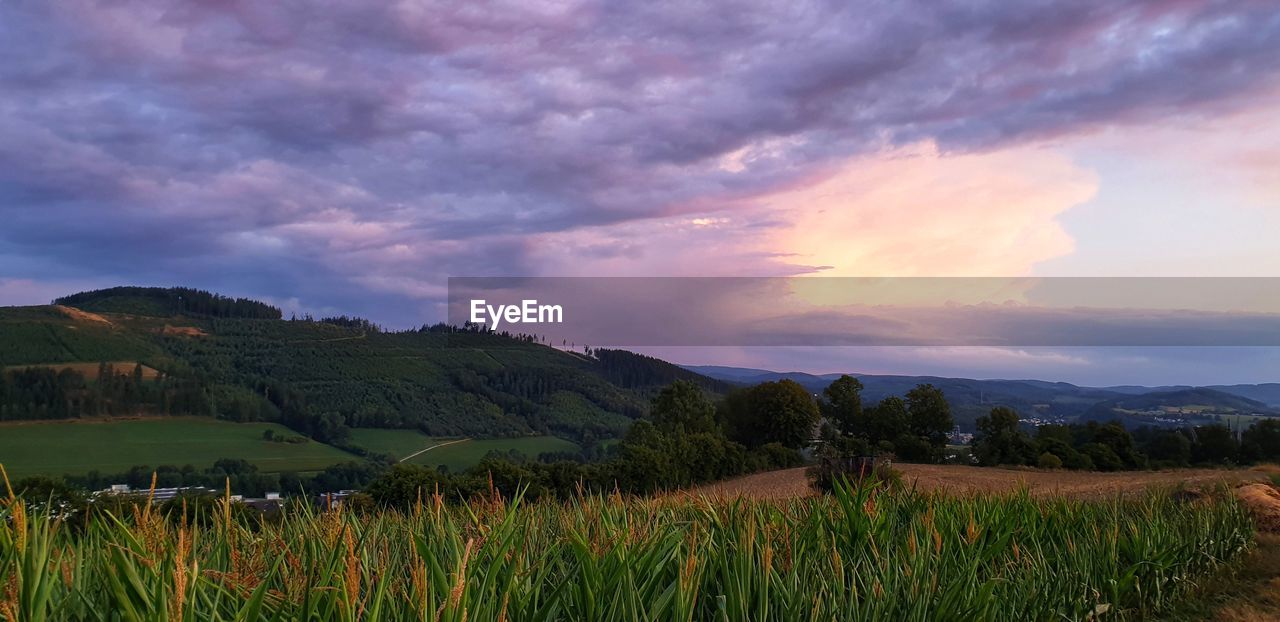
left=1238, top=484, right=1280, bottom=533
left=53, top=304, right=112, bottom=326
left=161, top=324, right=208, bottom=337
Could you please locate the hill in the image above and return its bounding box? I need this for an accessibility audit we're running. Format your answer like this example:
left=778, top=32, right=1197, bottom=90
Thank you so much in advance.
left=685, top=365, right=1280, bottom=431
left=0, top=288, right=729, bottom=448
left=1207, top=383, right=1280, bottom=407
left=1082, top=388, right=1278, bottom=427
left=54, top=286, right=282, bottom=319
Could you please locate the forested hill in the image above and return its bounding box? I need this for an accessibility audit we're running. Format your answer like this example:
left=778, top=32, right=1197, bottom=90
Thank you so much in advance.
left=0, top=289, right=727, bottom=444
left=54, top=286, right=282, bottom=319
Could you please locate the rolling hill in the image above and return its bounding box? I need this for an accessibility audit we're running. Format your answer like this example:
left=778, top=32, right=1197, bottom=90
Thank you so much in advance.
left=1082, top=388, right=1278, bottom=428
left=1, top=287, right=728, bottom=446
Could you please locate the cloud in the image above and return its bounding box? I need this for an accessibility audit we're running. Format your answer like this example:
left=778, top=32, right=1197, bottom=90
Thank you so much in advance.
left=760, top=141, right=1097, bottom=275
left=1, top=0, right=1279, bottom=325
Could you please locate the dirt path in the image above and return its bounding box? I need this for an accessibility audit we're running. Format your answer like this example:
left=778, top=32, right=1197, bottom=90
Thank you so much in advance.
left=398, top=438, right=469, bottom=463
left=688, top=464, right=1273, bottom=500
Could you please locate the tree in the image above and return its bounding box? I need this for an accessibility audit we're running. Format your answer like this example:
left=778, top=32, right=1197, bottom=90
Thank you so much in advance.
left=865, top=396, right=909, bottom=445
left=1088, top=421, right=1146, bottom=469
left=365, top=464, right=457, bottom=508
left=1192, top=424, right=1239, bottom=465
left=1035, top=435, right=1090, bottom=470
left=749, top=380, right=820, bottom=449
left=316, top=411, right=351, bottom=445
left=1144, top=429, right=1192, bottom=467
left=906, top=384, right=954, bottom=462
left=972, top=407, right=1035, bottom=466
left=650, top=380, right=717, bottom=435
left=820, top=375, right=864, bottom=437
left=892, top=433, right=934, bottom=463
left=1243, top=419, right=1280, bottom=463
left=1080, top=443, right=1123, bottom=471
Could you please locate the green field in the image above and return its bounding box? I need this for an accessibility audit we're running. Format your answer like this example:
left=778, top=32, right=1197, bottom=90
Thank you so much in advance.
left=0, top=418, right=357, bottom=478
left=348, top=428, right=579, bottom=471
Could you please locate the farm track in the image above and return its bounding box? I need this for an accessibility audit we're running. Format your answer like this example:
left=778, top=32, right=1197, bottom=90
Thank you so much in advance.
left=398, top=438, right=471, bottom=463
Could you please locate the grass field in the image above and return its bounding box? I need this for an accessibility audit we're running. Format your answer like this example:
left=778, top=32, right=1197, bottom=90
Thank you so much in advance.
left=348, top=428, right=579, bottom=471
left=0, top=417, right=356, bottom=478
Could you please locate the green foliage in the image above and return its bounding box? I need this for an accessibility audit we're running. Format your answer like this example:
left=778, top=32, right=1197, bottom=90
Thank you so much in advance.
left=650, top=380, right=717, bottom=435
left=906, top=384, right=955, bottom=460
left=1243, top=419, right=1280, bottom=463
left=1081, top=443, right=1124, bottom=472
left=0, top=482, right=1255, bottom=620
left=0, top=300, right=721, bottom=447
left=1192, top=424, right=1239, bottom=465
left=820, top=374, right=864, bottom=437
left=54, top=286, right=282, bottom=319
left=865, top=396, right=909, bottom=446
left=815, top=376, right=954, bottom=468
left=1037, top=452, right=1063, bottom=470
left=1035, top=434, right=1092, bottom=471
left=722, top=379, right=819, bottom=449
left=972, top=407, right=1036, bottom=467
left=1142, top=429, right=1193, bottom=467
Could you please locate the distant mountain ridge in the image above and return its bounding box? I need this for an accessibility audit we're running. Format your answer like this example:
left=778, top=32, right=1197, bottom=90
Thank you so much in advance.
left=1083, top=388, right=1273, bottom=418
left=683, top=365, right=1280, bottom=431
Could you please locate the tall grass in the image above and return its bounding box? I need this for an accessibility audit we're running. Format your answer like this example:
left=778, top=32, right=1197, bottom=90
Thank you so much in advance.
left=0, top=478, right=1252, bottom=621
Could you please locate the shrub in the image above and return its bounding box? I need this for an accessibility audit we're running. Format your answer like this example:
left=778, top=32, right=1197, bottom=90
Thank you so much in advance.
left=1037, top=452, right=1063, bottom=470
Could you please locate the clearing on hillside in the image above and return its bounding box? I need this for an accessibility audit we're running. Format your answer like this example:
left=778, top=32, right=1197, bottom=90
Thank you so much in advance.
left=53, top=304, right=112, bottom=325
left=0, top=417, right=356, bottom=479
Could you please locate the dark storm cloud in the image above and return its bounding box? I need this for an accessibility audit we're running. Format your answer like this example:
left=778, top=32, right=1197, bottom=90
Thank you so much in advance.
left=1, top=0, right=1279, bottom=323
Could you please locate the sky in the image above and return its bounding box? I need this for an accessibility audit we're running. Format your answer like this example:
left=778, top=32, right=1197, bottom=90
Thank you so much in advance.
left=1, top=0, right=1279, bottom=385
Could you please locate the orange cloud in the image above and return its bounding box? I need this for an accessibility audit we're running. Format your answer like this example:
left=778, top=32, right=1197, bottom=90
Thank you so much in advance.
left=760, top=141, right=1098, bottom=276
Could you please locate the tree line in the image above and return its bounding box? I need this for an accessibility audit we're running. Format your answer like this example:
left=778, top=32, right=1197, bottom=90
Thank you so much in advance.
left=55, top=286, right=282, bottom=319
left=972, top=406, right=1280, bottom=470
left=0, top=364, right=213, bottom=421
left=812, top=375, right=956, bottom=460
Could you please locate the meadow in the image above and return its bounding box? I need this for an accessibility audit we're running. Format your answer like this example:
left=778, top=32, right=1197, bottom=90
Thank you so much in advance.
left=347, top=428, right=579, bottom=471
left=0, top=481, right=1252, bottom=621
left=0, top=418, right=355, bottom=479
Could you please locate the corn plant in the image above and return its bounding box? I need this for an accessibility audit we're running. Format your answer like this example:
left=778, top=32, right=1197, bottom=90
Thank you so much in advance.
left=0, top=473, right=1253, bottom=621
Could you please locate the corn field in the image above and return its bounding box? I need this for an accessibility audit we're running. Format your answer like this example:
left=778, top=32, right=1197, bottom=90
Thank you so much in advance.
left=0, top=480, right=1253, bottom=621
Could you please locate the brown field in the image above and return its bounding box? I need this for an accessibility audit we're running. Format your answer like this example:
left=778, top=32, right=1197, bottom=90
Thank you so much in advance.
left=688, top=463, right=1274, bottom=500
left=3, top=361, right=161, bottom=380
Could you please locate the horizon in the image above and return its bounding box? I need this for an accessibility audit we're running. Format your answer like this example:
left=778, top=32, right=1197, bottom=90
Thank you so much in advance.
left=3, top=1, right=1279, bottom=384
